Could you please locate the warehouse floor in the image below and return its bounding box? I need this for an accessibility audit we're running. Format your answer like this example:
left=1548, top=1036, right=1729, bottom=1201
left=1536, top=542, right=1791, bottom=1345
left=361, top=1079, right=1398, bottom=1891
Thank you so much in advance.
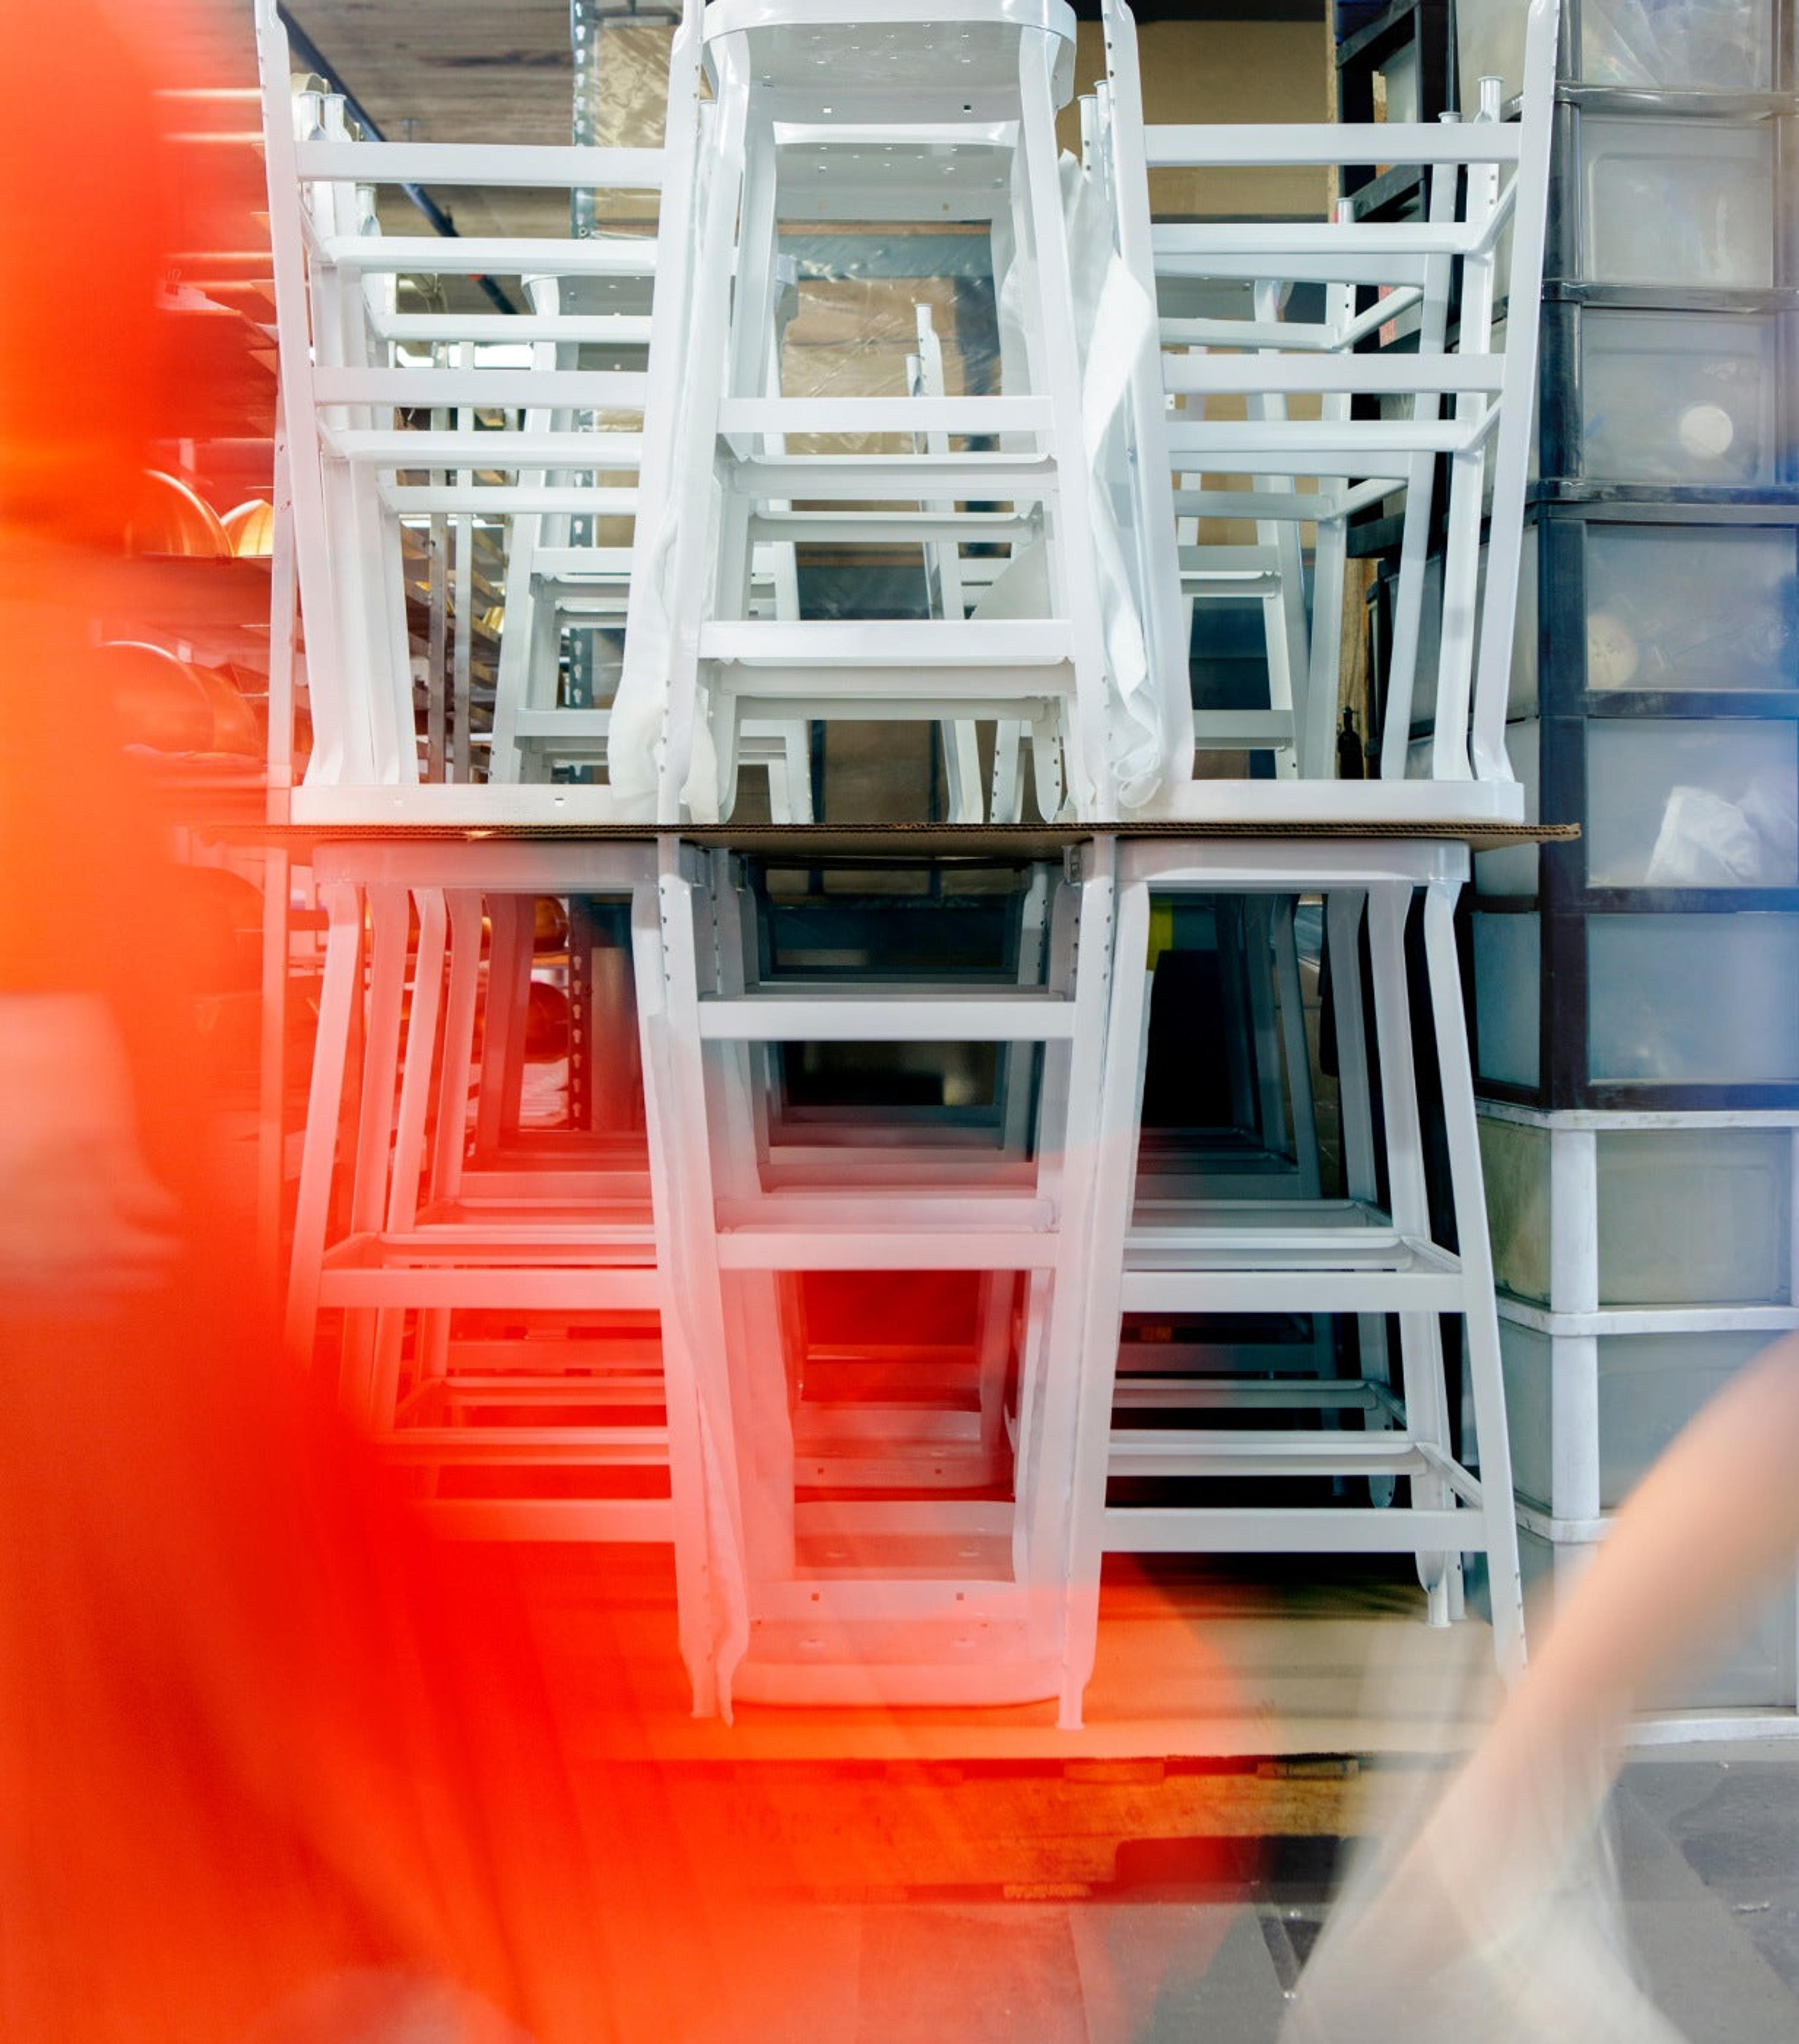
left=662, top=1756, right=1799, bottom=2044
left=480, top=1548, right=1799, bottom=2039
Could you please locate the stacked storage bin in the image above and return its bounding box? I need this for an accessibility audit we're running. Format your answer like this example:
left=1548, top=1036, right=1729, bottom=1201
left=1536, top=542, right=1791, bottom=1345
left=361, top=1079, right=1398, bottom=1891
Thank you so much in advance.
left=1458, top=0, right=1799, bottom=1718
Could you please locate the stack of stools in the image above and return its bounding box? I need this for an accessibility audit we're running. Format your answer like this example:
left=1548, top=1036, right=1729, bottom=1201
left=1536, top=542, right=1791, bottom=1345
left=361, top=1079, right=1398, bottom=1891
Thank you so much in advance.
left=1451, top=0, right=1799, bottom=1718
left=257, top=0, right=703, bottom=820
left=1017, top=0, right=1564, bottom=1725
left=284, top=836, right=738, bottom=1710
left=263, top=0, right=1569, bottom=1722
left=638, top=841, right=1115, bottom=1709
left=610, top=0, right=1122, bottom=823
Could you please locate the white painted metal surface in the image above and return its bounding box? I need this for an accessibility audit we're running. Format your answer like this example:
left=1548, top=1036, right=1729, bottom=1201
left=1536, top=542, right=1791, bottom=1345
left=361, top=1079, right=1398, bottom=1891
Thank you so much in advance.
left=265, top=1, right=1558, bottom=1724
left=1087, top=0, right=1560, bottom=822
left=1057, top=836, right=1528, bottom=1726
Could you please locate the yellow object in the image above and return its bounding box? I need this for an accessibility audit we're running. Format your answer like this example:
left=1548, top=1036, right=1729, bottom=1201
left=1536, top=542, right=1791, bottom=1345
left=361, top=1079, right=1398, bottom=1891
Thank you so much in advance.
left=1146, top=901, right=1175, bottom=971
left=124, top=470, right=231, bottom=558
left=221, top=498, right=276, bottom=557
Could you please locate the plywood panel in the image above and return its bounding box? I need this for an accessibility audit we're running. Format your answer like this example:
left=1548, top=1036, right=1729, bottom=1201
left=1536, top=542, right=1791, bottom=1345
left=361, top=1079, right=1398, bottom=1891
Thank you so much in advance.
left=1061, top=18, right=1332, bottom=220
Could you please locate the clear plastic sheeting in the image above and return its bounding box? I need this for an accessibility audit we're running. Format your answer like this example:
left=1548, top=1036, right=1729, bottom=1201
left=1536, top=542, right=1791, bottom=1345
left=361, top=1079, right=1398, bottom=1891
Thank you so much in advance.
left=574, top=12, right=674, bottom=148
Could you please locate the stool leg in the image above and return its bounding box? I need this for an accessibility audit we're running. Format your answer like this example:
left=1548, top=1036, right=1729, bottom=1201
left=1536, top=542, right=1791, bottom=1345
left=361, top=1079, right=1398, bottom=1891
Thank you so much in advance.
left=1020, top=854, right=1114, bottom=1677
left=1367, top=885, right=1457, bottom=1624
left=1058, top=874, right=1153, bottom=1727
left=428, top=890, right=485, bottom=1215
left=1328, top=889, right=1396, bottom=1507
left=974, top=1273, right=1015, bottom=1466
left=1423, top=878, right=1527, bottom=1681
left=339, top=885, right=410, bottom=1426
left=655, top=61, right=751, bottom=823
left=991, top=720, right=1026, bottom=823
left=1271, top=895, right=1321, bottom=1200
left=642, top=856, right=754, bottom=1715
left=366, top=888, right=450, bottom=1434
left=286, top=878, right=363, bottom=1362
left=473, top=894, right=531, bottom=1163
left=1011, top=25, right=1115, bottom=819
left=1242, top=896, right=1291, bottom=1162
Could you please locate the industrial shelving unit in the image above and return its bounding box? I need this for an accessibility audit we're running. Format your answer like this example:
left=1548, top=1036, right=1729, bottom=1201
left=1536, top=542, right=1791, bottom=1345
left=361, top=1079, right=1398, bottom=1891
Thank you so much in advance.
left=1449, top=0, right=1799, bottom=1724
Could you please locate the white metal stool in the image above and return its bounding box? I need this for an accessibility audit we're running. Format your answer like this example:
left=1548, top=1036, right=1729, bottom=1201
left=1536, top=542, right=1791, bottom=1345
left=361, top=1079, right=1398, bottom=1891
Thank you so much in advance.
left=636, top=837, right=1115, bottom=1710
left=1088, top=0, right=1560, bottom=820
left=284, top=835, right=735, bottom=1713
left=610, top=0, right=1125, bottom=824
left=1058, top=834, right=1528, bottom=1725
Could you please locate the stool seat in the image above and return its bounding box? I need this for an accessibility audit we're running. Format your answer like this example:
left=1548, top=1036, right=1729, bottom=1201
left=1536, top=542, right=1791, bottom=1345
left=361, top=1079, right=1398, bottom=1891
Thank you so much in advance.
left=701, top=0, right=1077, bottom=105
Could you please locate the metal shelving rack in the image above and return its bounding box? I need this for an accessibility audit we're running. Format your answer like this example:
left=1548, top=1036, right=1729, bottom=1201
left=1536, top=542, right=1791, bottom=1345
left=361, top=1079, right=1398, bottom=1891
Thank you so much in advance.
left=1335, top=0, right=1799, bottom=1723
left=1451, top=0, right=1799, bottom=1724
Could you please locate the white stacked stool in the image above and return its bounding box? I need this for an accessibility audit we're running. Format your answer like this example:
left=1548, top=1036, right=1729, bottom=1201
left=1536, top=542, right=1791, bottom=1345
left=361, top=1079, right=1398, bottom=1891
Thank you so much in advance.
left=611, top=0, right=1129, bottom=824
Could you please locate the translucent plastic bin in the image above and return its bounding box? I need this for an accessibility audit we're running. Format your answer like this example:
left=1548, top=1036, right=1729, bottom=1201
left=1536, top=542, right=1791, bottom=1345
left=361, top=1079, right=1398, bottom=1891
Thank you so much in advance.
left=1480, top=1116, right=1793, bottom=1308
left=1473, top=911, right=1541, bottom=1089
left=1460, top=0, right=1779, bottom=96
left=1588, top=913, right=1799, bottom=1081
left=1581, top=523, right=1799, bottom=694
left=1598, top=1125, right=1793, bottom=1303
left=1397, top=539, right=1537, bottom=737
left=1587, top=718, right=1799, bottom=888
left=1503, top=1321, right=1776, bottom=1511
left=1576, top=309, right=1780, bottom=486
left=1475, top=718, right=1541, bottom=896
left=1576, top=114, right=1774, bottom=289
left=1517, top=1526, right=1796, bottom=1710
left=1579, top=0, right=1779, bottom=89
left=1480, top=1114, right=1554, bottom=1303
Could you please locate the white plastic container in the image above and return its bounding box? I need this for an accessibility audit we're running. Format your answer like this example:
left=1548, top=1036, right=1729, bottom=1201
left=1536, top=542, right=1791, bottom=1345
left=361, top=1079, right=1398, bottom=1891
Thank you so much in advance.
left=1588, top=912, right=1799, bottom=1081
left=1578, top=309, right=1780, bottom=486
left=1503, top=1321, right=1776, bottom=1511
left=1582, top=524, right=1799, bottom=694
left=1598, top=1125, right=1794, bottom=1304
left=1480, top=1113, right=1555, bottom=1303
left=1517, top=1524, right=1796, bottom=1709
left=1473, top=910, right=1541, bottom=1088
left=1481, top=1114, right=1794, bottom=1308
left=1586, top=718, right=1799, bottom=888
left=1475, top=718, right=1542, bottom=896
left=1577, top=114, right=1774, bottom=289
